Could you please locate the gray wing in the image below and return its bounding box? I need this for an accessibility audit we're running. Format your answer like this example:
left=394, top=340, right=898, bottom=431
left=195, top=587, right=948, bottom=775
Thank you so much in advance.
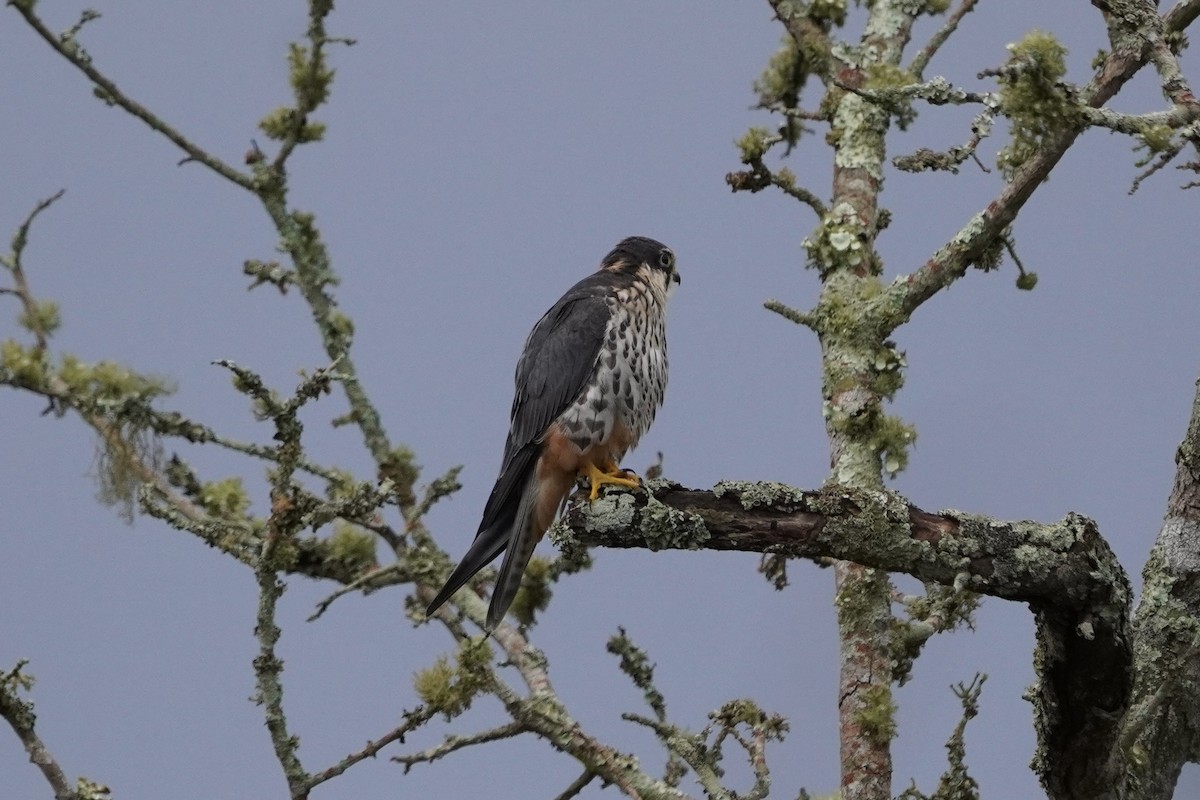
left=500, top=274, right=616, bottom=465
left=424, top=273, right=617, bottom=622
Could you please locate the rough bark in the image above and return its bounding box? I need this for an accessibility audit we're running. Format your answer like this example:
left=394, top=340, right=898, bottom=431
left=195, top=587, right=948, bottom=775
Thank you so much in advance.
left=565, top=480, right=1135, bottom=799
left=1120, top=379, right=1200, bottom=799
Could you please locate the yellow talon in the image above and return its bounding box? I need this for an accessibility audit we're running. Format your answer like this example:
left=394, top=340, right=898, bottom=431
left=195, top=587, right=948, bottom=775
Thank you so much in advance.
left=584, top=460, right=640, bottom=501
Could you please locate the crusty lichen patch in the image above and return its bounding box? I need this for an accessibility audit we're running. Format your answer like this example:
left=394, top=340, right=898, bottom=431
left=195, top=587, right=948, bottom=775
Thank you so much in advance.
left=579, top=490, right=639, bottom=535
left=639, top=493, right=709, bottom=551
left=713, top=480, right=807, bottom=509
left=566, top=483, right=709, bottom=551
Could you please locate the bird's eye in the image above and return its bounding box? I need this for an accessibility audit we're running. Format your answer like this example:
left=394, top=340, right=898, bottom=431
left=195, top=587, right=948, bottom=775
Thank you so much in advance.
left=658, top=250, right=675, bottom=269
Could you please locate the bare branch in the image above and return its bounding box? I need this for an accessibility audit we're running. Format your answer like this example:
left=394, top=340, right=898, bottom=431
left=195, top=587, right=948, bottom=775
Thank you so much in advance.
left=306, top=707, right=435, bottom=790
left=7, top=5, right=253, bottom=190
left=392, top=721, right=526, bottom=770
left=909, top=0, right=981, bottom=78
left=308, top=562, right=410, bottom=621
left=551, top=770, right=597, bottom=800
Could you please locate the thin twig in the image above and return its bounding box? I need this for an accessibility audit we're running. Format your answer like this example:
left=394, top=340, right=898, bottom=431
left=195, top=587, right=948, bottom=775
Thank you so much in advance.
left=551, top=770, right=597, bottom=800
left=763, top=299, right=815, bottom=328
left=305, top=707, right=436, bottom=790
left=391, top=721, right=527, bottom=769
left=308, top=562, right=409, bottom=621
left=2, top=189, right=66, bottom=353
left=909, top=0, right=980, bottom=78
left=9, top=5, right=253, bottom=190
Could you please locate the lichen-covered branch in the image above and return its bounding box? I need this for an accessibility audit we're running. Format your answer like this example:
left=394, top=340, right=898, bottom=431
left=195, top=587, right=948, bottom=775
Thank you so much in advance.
left=883, top=0, right=1200, bottom=324
left=420, top=586, right=691, bottom=800
left=564, top=479, right=1133, bottom=798
left=1119, top=376, right=1200, bottom=800
left=243, top=361, right=355, bottom=798
left=609, top=628, right=688, bottom=787
left=8, top=0, right=398, bottom=475
left=0, top=661, right=92, bottom=800
left=816, top=3, right=924, bottom=797
left=897, top=675, right=985, bottom=800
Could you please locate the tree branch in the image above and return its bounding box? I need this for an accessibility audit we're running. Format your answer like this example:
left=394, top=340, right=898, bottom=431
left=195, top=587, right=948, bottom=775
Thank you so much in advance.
left=1120, top=375, right=1200, bottom=799
left=392, top=721, right=526, bottom=770
left=563, top=480, right=1133, bottom=798
left=882, top=0, right=1200, bottom=327
left=304, top=708, right=434, bottom=790
left=908, top=0, right=980, bottom=79
left=7, top=4, right=254, bottom=191
left=0, top=662, right=84, bottom=800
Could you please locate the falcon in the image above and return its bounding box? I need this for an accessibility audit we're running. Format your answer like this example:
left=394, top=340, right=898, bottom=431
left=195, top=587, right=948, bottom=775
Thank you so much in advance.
left=426, top=236, right=680, bottom=630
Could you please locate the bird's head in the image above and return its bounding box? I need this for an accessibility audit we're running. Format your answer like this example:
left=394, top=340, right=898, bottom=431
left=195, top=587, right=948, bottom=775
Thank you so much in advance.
left=600, top=236, right=681, bottom=299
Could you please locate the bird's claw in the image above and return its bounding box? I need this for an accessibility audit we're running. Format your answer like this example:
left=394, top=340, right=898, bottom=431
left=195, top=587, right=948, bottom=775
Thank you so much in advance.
left=584, top=461, right=640, bottom=501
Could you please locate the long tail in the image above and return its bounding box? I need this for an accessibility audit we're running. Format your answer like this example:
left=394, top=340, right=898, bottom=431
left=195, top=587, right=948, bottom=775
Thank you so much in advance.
left=485, top=475, right=545, bottom=630
left=426, top=445, right=556, bottom=629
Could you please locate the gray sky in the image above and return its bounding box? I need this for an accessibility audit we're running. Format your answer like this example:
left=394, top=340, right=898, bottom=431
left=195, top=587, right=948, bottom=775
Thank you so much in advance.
left=3, top=2, right=1198, bottom=798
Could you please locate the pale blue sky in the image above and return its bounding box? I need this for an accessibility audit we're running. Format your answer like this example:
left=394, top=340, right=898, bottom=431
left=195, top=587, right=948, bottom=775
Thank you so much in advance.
left=3, top=2, right=1198, bottom=798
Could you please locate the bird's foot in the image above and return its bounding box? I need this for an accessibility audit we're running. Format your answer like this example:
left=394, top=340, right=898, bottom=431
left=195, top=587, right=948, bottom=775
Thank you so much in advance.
left=584, top=461, right=640, bottom=501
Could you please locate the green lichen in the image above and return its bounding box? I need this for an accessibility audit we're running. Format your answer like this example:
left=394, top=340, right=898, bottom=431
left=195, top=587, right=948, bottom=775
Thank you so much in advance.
left=607, top=627, right=667, bottom=720
left=809, top=0, right=847, bottom=26
left=413, top=637, right=492, bottom=720
left=17, top=299, right=59, bottom=336
left=854, top=684, right=898, bottom=745
left=817, top=487, right=916, bottom=565
left=835, top=563, right=893, bottom=631
left=199, top=477, right=251, bottom=520
left=872, top=413, right=917, bottom=477
left=759, top=552, right=790, bottom=590
left=379, top=445, right=420, bottom=507
left=870, top=341, right=907, bottom=400
left=736, top=126, right=776, bottom=163
left=1, top=338, right=48, bottom=388
left=1138, top=124, right=1175, bottom=153
left=287, top=41, right=333, bottom=110
left=258, top=107, right=326, bottom=143
left=75, top=778, right=112, bottom=800
left=830, top=92, right=888, bottom=180
left=580, top=490, right=639, bottom=535
left=546, top=517, right=592, bottom=573
left=509, top=555, right=553, bottom=626
left=804, top=217, right=868, bottom=273
left=322, top=468, right=357, bottom=501
left=994, top=30, right=1080, bottom=179
left=970, top=234, right=1005, bottom=273
left=863, top=63, right=918, bottom=129
left=327, top=521, right=377, bottom=570
left=890, top=585, right=980, bottom=684
left=639, top=493, right=709, bottom=551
